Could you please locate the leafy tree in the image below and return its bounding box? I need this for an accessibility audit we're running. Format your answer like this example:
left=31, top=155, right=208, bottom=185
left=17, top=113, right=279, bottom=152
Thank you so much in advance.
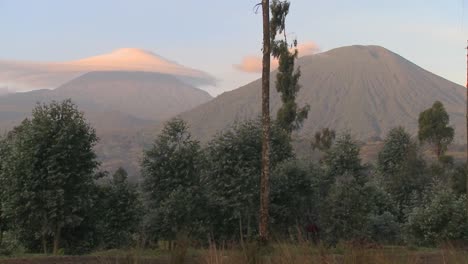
left=378, top=127, right=413, bottom=175
left=418, top=101, right=454, bottom=160
left=378, top=127, right=428, bottom=220
left=450, top=164, right=467, bottom=195
left=141, top=118, right=204, bottom=241
left=270, top=160, right=318, bottom=235
left=203, top=119, right=292, bottom=240
left=323, top=133, right=362, bottom=179
left=0, top=100, right=99, bottom=254
left=405, top=185, right=468, bottom=246
left=311, top=128, right=336, bottom=152
left=98, top=168, right=143, bottom=249
left=320, top=172, right=370, bottom=245
left=270, top=0, right=309, bottom=134
left=0, top=137, right=9, bottom=246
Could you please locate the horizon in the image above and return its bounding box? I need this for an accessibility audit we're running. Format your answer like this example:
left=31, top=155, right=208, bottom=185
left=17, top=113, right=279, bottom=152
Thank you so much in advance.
left=1, top=0, right=468, bottom=95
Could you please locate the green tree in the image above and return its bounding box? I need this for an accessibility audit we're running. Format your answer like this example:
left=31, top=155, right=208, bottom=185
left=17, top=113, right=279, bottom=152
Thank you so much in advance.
left=378, top=127, right=428, bottom=220
left=405, top=185, right=468, bottom=246
left=141, top=118, right=204, bottom=241
left=320, top=172, right=370, bottom=245
left=0, top=100, right=99, bottom=254
left=99, top=168, right=143, bottom=249
left=203, top=119, right=292, bottom=240
left=270, top=160, right=318, bottom=235
left=418, top=101, right=454, bottom=160
left=311, top=128, right=336, bottom=153
left=323, top=133, right=362, bottom=178
left=0, top=137, right=8, bottom=246
left=378, top=127, right=413, bottom=176
left=270, top=0, right=309, bottom=134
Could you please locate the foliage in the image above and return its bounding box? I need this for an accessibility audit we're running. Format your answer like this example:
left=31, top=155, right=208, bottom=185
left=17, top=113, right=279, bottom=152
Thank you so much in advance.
left=378, top=127, right=413, bottom=176
left=450, top=164, right=467, bottom=195
left=0, top=99, right=99, bottom=254
left=270, top=160, right=319, bottom=234
left=311, top=128, right=336, bottom=152
left=141, top=118, right=204, bottom=241
left=418, top=101, right=454, bottom=159
left=98, top=168, right=143, bottom=249
left=323, top=133, right=362, bottom=179
left=270, top=0, right=309, bottom=134
left=378, top=127, right=428, bottom=220
left=405, top=185, right=468, bottom=246
left=202, top=119, right=292, bottom=240
left=319, top=172, right=370, bottom=245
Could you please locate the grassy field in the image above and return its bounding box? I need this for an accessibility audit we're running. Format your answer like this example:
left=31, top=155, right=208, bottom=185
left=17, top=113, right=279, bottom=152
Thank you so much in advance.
left=1, top=243, right=468, bottom=264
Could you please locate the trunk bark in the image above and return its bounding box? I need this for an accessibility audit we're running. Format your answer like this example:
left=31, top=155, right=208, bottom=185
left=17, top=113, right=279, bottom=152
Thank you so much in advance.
left=42, top=234, right=48, bottom=255
left=53, top=225, right=61, bottom=255
left=259, top=0, right=271, bottom=243
left=466, top=42, right=468, bottom=214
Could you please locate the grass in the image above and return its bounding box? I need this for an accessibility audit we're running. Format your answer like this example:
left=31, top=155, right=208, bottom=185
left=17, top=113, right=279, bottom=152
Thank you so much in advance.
left=1, top=242, right=468, bottom=264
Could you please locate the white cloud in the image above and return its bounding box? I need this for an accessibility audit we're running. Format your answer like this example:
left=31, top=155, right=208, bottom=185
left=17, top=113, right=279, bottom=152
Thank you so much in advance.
left=0, top=48, right=216, bottom=91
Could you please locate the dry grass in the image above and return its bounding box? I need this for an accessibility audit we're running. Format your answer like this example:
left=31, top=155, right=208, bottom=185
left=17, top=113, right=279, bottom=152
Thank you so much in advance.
left=198, top=241, right=468, bottom=264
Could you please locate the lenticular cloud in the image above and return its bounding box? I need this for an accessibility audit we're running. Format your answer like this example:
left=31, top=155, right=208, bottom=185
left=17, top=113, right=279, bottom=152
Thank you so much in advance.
left=0, top=48, right=216, bottom=92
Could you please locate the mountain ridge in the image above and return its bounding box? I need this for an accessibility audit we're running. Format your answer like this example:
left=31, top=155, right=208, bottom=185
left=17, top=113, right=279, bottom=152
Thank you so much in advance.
left=174, top=45, right=466, bottom=143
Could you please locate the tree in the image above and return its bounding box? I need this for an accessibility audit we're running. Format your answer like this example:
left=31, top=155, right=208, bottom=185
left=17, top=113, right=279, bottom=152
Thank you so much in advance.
left=405, top=185, right=468, bottom=246
left=418, top=101, right=454, bottom=160
left=98, top=168, right=143, bottom=249
left=0, top=137, right=9, bottom=246
left=323, top=133, right=362, bottom=178
left=0, top=100, right=99, bottom=254
left=378, top=127, right=415, bottom=176
left=311, top=128, right=336, bottom=152
left=259, top=0, right=272, bottom=243
left=270, top=160, right=317, bottom=235
left=141, top=118, right=204, bottom=241
left=378, top=127, right=428, bottom=220
left=270, top=0, right=309, bottom=134
left=203, top=119, right=292, bottom=240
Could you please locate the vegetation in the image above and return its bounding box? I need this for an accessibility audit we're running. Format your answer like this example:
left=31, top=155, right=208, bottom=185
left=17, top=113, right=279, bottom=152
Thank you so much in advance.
left=0, top=1, right=466, bottom=261
left=0, top=100, right=99, bottom=255
left=418, top=101, right=455, bottom=160
left=0, top=97, right=466, bottom=263
left=270, top=0, right=310, bottom=134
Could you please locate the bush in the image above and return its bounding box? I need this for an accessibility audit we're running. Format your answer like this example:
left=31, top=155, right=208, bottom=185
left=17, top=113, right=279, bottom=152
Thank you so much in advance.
left=0, top=232, right=25, bottom=256
left=366, top=211, right=400, bottom=244
left=405, top=186, right=468, bottom=246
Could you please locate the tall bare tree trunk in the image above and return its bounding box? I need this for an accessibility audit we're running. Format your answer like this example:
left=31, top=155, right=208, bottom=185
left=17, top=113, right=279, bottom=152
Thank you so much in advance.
left=466, top=42, right=468, bottom=213
left=53, top=225, right=61, bottom=255
left=42, top=234, right=48, bottom=255
left=259, top=0, right=271, bottom=243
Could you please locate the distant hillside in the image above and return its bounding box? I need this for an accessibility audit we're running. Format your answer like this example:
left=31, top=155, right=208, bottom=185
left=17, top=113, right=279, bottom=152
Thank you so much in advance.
left=176, top=45, right=466, bottom=143
left=0, top=71, right=213, bottom=179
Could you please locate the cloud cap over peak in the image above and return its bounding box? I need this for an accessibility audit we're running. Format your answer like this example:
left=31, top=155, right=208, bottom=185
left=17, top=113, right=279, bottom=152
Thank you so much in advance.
left=0, top=48, right=216, bottom=92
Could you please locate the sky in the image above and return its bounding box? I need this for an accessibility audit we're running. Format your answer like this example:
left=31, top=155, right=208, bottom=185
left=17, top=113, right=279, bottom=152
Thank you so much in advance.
left=1, top=0, right=468, bottom=96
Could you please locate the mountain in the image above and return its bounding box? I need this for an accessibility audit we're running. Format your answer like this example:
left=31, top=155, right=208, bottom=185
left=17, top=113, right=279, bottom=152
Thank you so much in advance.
left=176, top=45, right=466, bottom=143
left=0, top=48, right=216, bottom=92
left=55, top=71, right=213, bottom=120
left=0, top=71, right=213, bottom=179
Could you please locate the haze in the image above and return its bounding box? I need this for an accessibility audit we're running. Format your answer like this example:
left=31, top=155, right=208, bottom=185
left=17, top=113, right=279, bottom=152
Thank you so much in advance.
left=1, top=0, right=468, bottom=95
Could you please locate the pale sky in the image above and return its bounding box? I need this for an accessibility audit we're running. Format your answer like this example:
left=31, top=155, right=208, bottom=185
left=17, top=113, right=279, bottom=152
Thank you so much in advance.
left=1, top=0, right=468, bottom=96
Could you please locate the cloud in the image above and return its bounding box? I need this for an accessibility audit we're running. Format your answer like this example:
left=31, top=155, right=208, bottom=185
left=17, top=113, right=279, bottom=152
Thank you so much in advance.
left=0, top=48, right=216, bottom=92
left=234, top=41, right=321, bottom=73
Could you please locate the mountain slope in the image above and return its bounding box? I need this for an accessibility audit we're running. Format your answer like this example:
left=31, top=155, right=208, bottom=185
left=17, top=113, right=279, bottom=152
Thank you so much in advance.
left=0, top=71, right=213, bottom=179
left=177, top=45, right=466, bottom=142
left=55, top=71, right=213, bottom=120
